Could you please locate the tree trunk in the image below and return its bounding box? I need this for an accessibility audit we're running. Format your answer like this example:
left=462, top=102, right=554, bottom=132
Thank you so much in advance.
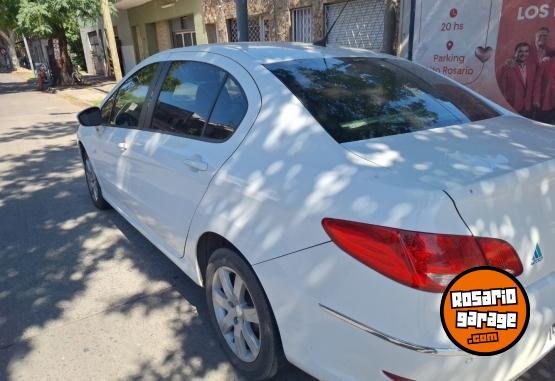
left=52, top=25, right=74, bottom=86
left=0, top=29, right=20, bottom=70
left=382, top=0, right=397, bottom=55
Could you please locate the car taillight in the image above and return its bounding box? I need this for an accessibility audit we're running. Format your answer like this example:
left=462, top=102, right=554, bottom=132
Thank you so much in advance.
left=321, top=218, right=523, bottom=292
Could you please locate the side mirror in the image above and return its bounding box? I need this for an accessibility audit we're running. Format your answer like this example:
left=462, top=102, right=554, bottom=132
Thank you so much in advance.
left=77, top=107, right=103, bottom=127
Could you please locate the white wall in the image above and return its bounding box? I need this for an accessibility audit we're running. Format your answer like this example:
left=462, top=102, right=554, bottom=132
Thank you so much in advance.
left=113, top=9, right=137, bottom=73
left=79, top=24, right=97, bottom=75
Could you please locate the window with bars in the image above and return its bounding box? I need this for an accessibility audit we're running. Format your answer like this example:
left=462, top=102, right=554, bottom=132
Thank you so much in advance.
left=291, top=7, right=313, bottom=43
left=325, top=0, right=385, bottom=50
left=171, top=16, right=197, bottom=48
left=227, top=17, right=270, bottom=42
left=174, top=31, right=197, bottom=47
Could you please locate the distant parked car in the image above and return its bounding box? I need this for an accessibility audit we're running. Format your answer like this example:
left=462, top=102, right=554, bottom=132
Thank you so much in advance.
left=77, top=43, right=555, bottom=381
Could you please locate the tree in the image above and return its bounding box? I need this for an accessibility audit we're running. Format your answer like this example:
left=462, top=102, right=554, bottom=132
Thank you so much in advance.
left=382, top=0, right=398, bottom=55
left=0, top=0, right=21, bottom=70
left=17, top=0, right=100, bottom=85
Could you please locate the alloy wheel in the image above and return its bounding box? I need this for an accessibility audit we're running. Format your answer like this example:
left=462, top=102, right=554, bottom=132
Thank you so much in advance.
left=211, top=266, right=261, bottom=363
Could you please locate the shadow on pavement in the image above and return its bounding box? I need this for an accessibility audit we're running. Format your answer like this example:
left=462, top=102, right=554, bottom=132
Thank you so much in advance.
left=0, top=97, right=312, bottom=380
left=0, top=80, right=36, bottom=94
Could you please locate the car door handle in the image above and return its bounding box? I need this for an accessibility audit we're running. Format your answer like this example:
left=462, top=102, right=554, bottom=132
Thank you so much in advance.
left=184, top=159, right=208, bottom=172
left=117, top=142, right=128, bottom=151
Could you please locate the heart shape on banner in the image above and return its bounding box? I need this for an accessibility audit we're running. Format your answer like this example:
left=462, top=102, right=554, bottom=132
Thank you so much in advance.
left=475, top=46, right=493, bottom=63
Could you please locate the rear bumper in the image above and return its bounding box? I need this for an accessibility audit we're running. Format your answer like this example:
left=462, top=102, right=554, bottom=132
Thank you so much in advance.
left=254, top=242, right=555, bottom=381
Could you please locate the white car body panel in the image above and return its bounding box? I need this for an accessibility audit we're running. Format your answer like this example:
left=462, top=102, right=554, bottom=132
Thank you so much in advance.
left=120, top=51, right=261, bottom=259
left=255, top=242, right=555, bottom=381
left=77, top=43, right=555, bottom=381
left=185, top=63, right=471, bottom=270
left=343, top=115, right=555, bottom=286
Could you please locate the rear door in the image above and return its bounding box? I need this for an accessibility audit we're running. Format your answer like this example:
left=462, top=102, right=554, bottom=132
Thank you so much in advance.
left=123, top=52, right=261, bottom=258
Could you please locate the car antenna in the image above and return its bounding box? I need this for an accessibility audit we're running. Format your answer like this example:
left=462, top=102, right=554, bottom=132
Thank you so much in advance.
left=313, top=0, right=352, bottom=47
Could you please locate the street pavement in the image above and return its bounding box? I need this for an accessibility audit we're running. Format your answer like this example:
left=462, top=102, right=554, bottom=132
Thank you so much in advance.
left=0, top=73, right=313, bottom=381
left=0, top=72, right=553, bottom=381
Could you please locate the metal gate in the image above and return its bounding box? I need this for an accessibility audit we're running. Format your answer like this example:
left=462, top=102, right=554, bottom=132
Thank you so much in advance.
left=291, top=7, right=313, bottom=43
left=325, top=0, right=385, bottom=50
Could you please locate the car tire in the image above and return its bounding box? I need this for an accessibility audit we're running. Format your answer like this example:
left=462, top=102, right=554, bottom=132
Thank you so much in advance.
left=82, top=151, right=110, bottom=210
left=206, top=248, right=286, bottom=380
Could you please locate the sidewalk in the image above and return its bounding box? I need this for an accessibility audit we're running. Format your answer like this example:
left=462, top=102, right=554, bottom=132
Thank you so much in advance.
left=11, top=68, right=116, bottom=108
left=55, top=75, right=116, bottom=108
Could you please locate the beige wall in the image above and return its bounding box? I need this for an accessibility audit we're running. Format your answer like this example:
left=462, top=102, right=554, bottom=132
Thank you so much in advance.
left=127, top=0, right=208, bottom=61
left=155, top=21, right=172, bottom=51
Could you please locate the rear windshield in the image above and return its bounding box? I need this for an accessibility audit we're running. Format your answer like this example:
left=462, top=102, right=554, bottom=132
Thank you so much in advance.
left=265, top=57, right=499, bottom=143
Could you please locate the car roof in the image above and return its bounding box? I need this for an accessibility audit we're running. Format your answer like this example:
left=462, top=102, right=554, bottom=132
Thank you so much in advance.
left=156, top=42, right=387, bottom=65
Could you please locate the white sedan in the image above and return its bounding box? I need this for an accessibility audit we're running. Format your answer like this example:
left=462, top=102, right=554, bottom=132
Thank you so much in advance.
left=76, top=43, right=555, bottom=381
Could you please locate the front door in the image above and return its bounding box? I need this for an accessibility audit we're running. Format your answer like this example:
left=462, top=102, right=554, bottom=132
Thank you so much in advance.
left=93, top=63, right=160, bottom=207
left=123, top=52, right=260, bottom=258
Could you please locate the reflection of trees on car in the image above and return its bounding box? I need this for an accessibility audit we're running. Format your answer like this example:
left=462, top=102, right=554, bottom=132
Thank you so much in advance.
left=268, top=57, right=498, bottom=143
left=111, top=64, right=159, bottom=127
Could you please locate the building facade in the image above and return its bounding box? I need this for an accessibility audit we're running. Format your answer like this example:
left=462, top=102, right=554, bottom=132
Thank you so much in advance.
left=203, top=0, right=391, bottom=52
left=80, top=0, right=209, bottom=75
left=80, top=8, right=137, bottom=76
left=80, top=0, right=406, bottom=76
left=125, top=0, right=208, bottom=61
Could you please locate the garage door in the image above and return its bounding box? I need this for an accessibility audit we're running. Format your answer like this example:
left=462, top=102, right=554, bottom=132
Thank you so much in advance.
left=325, top=0, right=385, bottom=50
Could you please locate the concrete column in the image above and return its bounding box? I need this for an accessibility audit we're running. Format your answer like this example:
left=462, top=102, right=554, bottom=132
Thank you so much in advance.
left=155, top=21, right=172, bottom=51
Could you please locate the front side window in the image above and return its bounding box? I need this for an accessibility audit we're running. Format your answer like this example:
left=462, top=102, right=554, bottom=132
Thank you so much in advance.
left=265, top=57, right=499, bottom=143
left=100, top=93, right=116, bottom=124
left=110, top=63, right=159, bottom=127
left=151, top=62, right=226, bottom=137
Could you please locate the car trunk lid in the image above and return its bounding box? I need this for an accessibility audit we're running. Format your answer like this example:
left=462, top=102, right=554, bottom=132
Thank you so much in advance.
left=342, top=115, right=555, bottom=285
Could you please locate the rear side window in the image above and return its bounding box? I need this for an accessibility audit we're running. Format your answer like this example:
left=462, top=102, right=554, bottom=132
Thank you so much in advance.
left=151, top=62, right=226, bottom=137
left=265, top=57, right=499, bottom=143
left=110, top=63, right=159, bottom=127
left=204, top=76, right=248, bottom=140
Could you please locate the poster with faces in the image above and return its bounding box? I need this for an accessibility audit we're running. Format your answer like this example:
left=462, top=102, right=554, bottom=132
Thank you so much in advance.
left=413, top=0, right=555, bottom=125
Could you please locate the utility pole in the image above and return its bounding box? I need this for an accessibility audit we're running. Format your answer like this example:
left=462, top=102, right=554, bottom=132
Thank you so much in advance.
left=101, top=0, right=122, bottom=80
left=236, top=0, right=248, bottom=42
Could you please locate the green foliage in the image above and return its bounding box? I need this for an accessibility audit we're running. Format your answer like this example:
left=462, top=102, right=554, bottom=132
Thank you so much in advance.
left=65, top=18, right=86, bottom=69
left=0, top=0, right=19, bottom=32
left=16, top=0, right=100, bottom=37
